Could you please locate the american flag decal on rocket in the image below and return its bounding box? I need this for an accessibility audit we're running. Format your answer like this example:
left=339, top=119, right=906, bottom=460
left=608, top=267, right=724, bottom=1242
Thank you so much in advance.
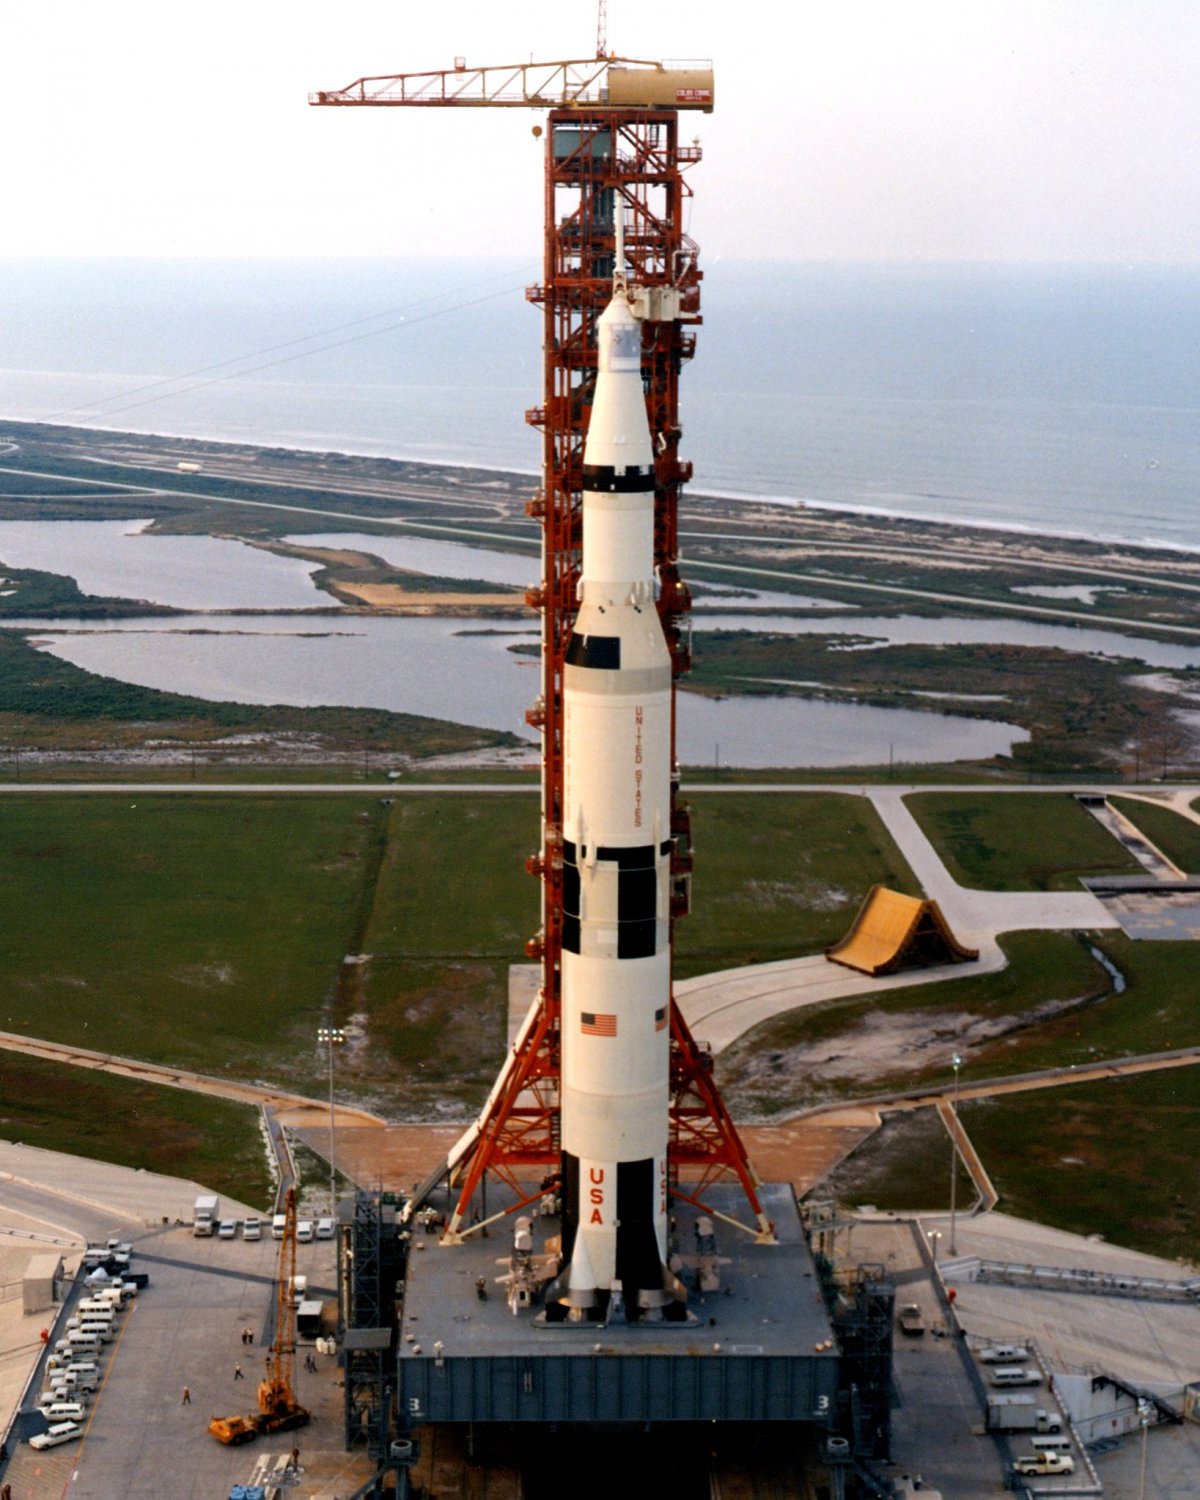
left=581, top=1012, right=618, bottom=1037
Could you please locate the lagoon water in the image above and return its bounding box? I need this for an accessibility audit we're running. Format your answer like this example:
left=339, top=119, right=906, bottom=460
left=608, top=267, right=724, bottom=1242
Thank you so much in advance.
left=4, top=516, right=1197, bottom=765
left=2, top=258, right=1196, bottom=762
left=15, top=614, right=1027, bottom=769
left=0, top=519, right=329, bottom=611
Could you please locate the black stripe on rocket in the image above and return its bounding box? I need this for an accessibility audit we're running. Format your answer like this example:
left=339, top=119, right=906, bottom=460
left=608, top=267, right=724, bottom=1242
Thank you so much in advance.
left=564, top=633, right=621, bottom=670
left=561, top=1151, right=663, bottom=1300
left=562, top=842, right=662, bottom=959
left=581, top=463, right=655, bottom=493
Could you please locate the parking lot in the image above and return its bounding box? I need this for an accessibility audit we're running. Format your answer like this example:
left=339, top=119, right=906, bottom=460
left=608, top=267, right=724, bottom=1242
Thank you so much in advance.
left=0, top=1143, right=373, bottom=1499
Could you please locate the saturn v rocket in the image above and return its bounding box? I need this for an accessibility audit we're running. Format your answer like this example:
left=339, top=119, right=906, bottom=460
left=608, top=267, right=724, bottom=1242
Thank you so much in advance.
left=548, top=258, right=689, bottom=1325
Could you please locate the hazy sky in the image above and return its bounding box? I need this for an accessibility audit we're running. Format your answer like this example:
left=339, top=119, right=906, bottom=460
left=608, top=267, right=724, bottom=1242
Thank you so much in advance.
left=3, top=0, right=1197, bottom=262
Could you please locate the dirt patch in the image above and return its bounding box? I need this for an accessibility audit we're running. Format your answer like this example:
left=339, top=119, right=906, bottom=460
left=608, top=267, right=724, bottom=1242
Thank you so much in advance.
left=333, top=582, right=521, bottom=609
left=740, top=877, right=848, bottom=912
left=721, top=993, right=1106, bottom=1119
left=270, top=544, right=377, bottom=568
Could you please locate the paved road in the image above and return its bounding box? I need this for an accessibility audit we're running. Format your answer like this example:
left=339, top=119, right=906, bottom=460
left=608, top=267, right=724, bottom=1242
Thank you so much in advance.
left=676, top=947, right=1007, bottom=1054
left=682, top=782, right=1140, bottom=1051
left=0, top=1029, right=385, bottom=1130
left=865, top=786, right=1119, bottom=950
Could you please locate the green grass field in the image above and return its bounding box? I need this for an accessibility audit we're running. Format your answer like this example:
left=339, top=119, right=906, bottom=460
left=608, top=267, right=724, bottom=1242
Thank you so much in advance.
left=907, top=791, right=1143, bottom=889
left=0, top=1052, right=273, bottom=1208
left=962, top=1068, right=1200, bottom=1262
left=817, top=1109, right=977, bottom=1216
left=0, top=795, right=386, bottom=1086
left=676, top=793, right=920, bottom=977
left=355, top=796, right=540, bottom=1116
left=814, top=1067, right=1200, bottom=1262
left=1110, top=796, right=1200, bottom=874
left=3, top=788, right=1196, bottom=1247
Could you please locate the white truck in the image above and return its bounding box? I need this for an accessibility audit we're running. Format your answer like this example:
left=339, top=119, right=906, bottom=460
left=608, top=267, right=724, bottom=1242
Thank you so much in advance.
left=194, top=1194, right=220, bottom=1236
left=987, top=1395, right=1063, bottom=1433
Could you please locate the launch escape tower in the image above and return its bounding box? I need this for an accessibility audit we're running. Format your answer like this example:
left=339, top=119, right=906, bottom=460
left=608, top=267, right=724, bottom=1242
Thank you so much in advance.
left=312, top=57, right=770, bottom=1244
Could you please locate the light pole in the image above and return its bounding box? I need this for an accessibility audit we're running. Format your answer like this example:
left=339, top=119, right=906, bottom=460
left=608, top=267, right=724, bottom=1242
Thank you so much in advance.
left=949, top=1052, right=963, bottom=1256
left=317, top=1026, right=346, bottom=1215
left=928, top=1229, right=942, bottom=1264
left=1137, top=1398, right=1153, bottom=1500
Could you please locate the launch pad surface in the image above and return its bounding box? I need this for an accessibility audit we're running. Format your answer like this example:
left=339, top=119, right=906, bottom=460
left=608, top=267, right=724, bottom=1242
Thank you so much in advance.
left=397, top=1182, right=839, bottom=1425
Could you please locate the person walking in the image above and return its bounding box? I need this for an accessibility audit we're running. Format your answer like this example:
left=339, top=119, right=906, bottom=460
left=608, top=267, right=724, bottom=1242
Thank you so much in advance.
left=234, top=1363, right=244, bottom=1380
left=182, top=1386, right=191, bottom=1405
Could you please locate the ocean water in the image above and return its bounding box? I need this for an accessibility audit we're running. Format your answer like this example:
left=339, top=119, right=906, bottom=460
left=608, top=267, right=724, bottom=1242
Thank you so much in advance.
left=0, top=257, right=1196, bottom=551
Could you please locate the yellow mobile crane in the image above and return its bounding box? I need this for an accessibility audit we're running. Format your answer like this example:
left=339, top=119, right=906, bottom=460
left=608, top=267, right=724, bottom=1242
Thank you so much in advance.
left=209, top=1188, right=310, bottom=1445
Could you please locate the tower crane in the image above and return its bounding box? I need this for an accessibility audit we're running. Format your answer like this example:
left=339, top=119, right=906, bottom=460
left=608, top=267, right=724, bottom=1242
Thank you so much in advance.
left=311, top=45, right=773, bottom=1246
left=208, top=1187, right=310, bottom=1445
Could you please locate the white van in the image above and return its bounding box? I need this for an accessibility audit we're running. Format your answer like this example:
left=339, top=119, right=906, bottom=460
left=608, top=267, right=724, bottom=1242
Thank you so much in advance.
left=1031, top=1434, right=1072, bottom=1454
left=77, top=1320, right=113, bottom=1343
left=272, top=1213, right=286, bottom=1240
left=78, top=1299, right=118, bottom=1320
left=64, top=1334, right=101, bottom=1358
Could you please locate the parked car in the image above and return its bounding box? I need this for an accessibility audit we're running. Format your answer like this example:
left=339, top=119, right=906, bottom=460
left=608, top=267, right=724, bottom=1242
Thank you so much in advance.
left=29, top=1420, right=83, bottom=1450
left=296, top=1220, right=314, bottom=1244
left=243, top=1216, right=262, bottom=1242
left=980, top=1344, right=1031, bottom=1364
left=217, top=1219, right=238, bottom=1240
left=897, top=1303, right=925, bottom=1336
left=316, top=1217, right=335, bottom=1241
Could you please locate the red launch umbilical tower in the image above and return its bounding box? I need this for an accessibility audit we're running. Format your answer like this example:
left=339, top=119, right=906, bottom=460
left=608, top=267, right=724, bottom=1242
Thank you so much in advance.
left=311, top=57, right=772, bottom=1243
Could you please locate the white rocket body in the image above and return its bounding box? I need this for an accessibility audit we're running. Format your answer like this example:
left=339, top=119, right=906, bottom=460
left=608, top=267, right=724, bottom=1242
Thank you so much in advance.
left=555, top=289, right=679, bottom=1322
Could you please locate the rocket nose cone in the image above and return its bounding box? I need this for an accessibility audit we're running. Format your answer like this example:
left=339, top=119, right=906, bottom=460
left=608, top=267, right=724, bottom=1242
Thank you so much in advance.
left=598, top=293, right=637, bottom=330
left=597, top=294, right=641, bottom=371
